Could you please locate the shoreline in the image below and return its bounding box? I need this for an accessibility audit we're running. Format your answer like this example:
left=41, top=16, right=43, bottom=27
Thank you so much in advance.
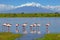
left=0, top=13, right=60, bottom=17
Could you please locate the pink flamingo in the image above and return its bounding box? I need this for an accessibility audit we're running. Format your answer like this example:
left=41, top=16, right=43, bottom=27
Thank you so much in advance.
left=30, top=24, right=33, bottom=33
left=22, top=23, right=27, bottom=34
left=46, top=23, right=50, bottom=33
left=37, top=23, right=41, bottom=34
left=6, top=23, right=12, bottom=32
left=16, top=24, right=19, bottom=33
left=33, top=23, right=37, bottom=33
left=2, top=23, right=7, bottom=32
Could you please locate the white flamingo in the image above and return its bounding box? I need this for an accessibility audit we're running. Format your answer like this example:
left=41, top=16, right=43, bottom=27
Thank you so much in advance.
left=2, top=23, right=7, bottom=32
left=22, top=23, right=27, bottom=34
left=16, top=24, right=19, bottom=33
left=30, top=24, right=33, bottom=33
left=37, top=23, right=41, bottom=34
left=6, top=23, right=12, bottom=32
left=33, top=23, right=37, bottom=33
left=46, top=23, right=50, bottom=33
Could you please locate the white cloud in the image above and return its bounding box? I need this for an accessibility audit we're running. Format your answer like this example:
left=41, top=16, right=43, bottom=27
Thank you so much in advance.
left=43, top=5, right=60, bottom=11
left=0, top=4, right=15, bottom=11
left=44, top=5, right=60, bottom=9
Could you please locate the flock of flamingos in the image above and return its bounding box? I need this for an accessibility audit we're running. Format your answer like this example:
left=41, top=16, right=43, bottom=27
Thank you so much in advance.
left=2, top=23, right=50, bottom=34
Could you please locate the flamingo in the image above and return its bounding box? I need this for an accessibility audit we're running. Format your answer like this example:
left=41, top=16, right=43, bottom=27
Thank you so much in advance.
left=6, top=23, right=12, bottom=32
left=16, top=24, right=19, bottom=33
left=37, top=23, right=41, bottom=34
left=22, top=23, right=27, bottom=34
left=30, top=24, right=33, bottom=33
left=46, top=23, right=50, bottom=33
left=2, top=23, right=7, bottom=32
left=33, top=23, right=37, bottom=33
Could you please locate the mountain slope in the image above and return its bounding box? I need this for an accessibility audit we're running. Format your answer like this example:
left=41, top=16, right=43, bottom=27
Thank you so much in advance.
left=3, top=6, right=53, bottom=13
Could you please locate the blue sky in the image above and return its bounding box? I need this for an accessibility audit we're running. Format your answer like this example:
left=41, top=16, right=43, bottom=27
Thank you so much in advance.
left=0, top=0, right=60, bottom=6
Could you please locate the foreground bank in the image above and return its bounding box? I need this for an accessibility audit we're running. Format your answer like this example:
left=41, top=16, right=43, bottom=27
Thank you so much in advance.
left=35, top=33, right=60, bottom=40
left=0, top=32, right=22, bottom=40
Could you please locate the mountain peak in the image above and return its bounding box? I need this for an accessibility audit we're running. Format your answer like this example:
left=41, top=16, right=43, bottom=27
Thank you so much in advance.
left=16, top=2, right=41, bottom=8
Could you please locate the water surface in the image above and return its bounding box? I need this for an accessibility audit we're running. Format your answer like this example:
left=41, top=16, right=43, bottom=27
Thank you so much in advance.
left=0, top=18, right=60, bottom=40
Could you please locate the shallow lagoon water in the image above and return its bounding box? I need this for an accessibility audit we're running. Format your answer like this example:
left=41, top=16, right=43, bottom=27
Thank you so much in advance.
left=0, top=18, right=60, bottom=40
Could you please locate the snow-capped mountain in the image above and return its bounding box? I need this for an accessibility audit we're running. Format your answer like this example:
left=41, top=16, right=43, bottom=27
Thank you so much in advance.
left=0, top=2, right=60, bottom=13
left=5, top=6, right=53, bottom=13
